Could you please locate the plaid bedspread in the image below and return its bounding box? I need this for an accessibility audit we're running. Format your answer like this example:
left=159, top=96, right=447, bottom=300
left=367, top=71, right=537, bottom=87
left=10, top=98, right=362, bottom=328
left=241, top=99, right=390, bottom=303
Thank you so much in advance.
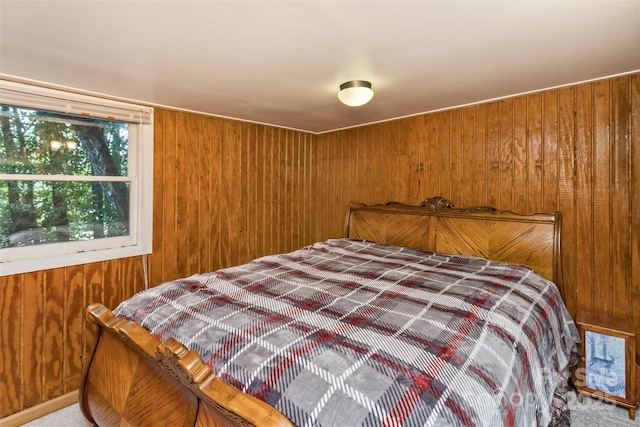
left=114, top=239, right=580, bottom=427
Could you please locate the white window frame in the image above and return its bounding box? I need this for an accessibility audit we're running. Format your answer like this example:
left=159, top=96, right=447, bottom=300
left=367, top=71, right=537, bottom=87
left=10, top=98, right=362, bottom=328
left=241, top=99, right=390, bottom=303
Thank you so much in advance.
left=0, top=80, right=153, bottom=276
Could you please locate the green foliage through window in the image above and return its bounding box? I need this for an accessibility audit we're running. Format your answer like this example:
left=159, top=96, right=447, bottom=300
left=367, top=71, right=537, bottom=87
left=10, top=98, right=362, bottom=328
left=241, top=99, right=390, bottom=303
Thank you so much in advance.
left=0, top=106, right=130, bottom=248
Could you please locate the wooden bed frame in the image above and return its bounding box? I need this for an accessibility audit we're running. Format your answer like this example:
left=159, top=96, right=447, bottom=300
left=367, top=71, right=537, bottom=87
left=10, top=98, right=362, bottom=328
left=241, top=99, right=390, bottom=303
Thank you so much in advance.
left=79, top=196, right=561, bottom=426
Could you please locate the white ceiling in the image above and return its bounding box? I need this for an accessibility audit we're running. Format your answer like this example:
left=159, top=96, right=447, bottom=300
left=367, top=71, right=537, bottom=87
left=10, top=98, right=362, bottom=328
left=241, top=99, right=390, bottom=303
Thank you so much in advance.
left=1, top=1, right=639, bottom=134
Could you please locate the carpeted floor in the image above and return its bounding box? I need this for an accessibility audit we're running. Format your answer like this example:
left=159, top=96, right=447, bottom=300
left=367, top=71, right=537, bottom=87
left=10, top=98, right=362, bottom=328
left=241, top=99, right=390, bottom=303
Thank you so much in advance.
left=21, top=404, right=92, bottom=426
left=20, top=390, right=638, bottom=426
left=568, top=390, right=637, bottom=427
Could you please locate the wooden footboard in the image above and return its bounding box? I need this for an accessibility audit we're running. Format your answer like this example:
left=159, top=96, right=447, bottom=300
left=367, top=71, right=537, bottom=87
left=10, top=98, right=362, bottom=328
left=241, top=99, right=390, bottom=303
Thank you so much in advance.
left=79, top=303, right=293, bottom=427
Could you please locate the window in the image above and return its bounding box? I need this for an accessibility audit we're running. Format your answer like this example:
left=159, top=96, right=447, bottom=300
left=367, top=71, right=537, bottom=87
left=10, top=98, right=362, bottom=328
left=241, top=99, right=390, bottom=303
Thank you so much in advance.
left=0, top=80, right=153, bottom=276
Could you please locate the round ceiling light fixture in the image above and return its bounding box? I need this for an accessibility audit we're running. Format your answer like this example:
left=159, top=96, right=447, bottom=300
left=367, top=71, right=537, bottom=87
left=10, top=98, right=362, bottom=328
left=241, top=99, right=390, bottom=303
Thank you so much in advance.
left=338, top=80, right=374, bottom=107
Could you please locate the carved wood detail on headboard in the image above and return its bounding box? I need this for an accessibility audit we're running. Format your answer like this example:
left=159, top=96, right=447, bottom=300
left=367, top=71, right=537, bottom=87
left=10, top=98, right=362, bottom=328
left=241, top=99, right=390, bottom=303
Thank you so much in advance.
left=345, top=196, right=562, bottom=287
left=423, top=195, right=504, bottom=215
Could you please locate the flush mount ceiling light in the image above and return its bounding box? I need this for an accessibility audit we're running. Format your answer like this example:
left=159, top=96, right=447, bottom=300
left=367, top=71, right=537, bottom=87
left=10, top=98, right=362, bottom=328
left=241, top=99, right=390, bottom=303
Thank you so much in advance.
left=338, top=80, right=374, bottom=107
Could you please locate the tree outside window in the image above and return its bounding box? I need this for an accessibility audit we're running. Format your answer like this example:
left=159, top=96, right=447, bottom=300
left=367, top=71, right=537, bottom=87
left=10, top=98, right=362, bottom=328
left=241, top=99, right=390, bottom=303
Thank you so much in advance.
left=0, top=107, right=130, bottom=248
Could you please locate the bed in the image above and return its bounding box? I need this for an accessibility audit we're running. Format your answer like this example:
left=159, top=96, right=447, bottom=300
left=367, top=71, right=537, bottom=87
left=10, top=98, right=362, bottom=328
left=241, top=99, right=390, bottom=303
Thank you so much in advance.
left=79, top=196, right=580, bottom=427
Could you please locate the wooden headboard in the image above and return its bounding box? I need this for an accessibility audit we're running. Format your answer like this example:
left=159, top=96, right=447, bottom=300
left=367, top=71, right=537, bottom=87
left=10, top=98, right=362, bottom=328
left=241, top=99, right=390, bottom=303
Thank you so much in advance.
left=345, top=196, right=561, bottom=285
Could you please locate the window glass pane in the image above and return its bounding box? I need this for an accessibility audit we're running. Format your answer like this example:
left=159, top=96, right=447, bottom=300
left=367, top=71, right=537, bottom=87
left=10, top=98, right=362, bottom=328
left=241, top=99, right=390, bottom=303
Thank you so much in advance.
left=0, top=82, right=152, bottom=276
left=0, top=180, right=129, bottom=248
left=0, top=106, right=128, bottom=177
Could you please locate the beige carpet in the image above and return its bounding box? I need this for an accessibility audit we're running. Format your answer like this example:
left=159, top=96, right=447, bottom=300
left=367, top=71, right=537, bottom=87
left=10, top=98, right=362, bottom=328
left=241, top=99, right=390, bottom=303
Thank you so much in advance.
left=21, top=391, right=638, bottom=426
left=569, top=390, right=638, bottom=427
left=21, top=404, right=92, bottom=427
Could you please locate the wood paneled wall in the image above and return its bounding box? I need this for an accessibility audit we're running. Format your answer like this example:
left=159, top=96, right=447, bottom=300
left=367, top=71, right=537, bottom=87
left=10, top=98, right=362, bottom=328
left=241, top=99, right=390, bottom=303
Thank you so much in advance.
left=0, top=258, right=145, bottom=417
left=0, top=111, right=316, bottom=417
left=1, top=73, right=638, bottom=418
left=148, top=111, right=316, bottom=285
left=315, top=73, right=640, bottom=360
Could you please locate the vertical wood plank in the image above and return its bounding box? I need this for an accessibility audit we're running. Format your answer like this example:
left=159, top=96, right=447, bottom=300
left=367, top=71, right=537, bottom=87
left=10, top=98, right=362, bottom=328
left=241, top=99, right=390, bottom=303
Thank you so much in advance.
left=326, top=129, right=340, bottom=236
left=629, top=74, right=640, bottom=353
left=274, top=128, right=283, bottom=251
left=542, top=90, right=559, bottom=212
left=406, top=118, right=421, bottom=204
left=161, top=110, right=177, bottom=283
left=121, top=256, right=142, bottom=301
left=229, top=122, right=241, bottom=265
left=302, top=133, right=311, bottom=243
left=424, top=115, right=438, bottom=196
left=64, top=265, right=84, bottom=392
left=282, top=128, right=289, bottom=248
left=610, top=77, right=631, bottom=321
left=347, top=127, right=359, bottom=208
left=499, top=99, right=514, bottom=210
left=438, top=113, right=451, bottom=199
left=280, top=130, right=295, bottom=253
left=239, top=122, right=252, bottom=262
left=219, top=121, right=231, bottom=267
left=21, top=271, right=45, bottom=408
left=83, top=262, right=103, bottom=366
left=291, top=131, right=299, bottom=250
left=43, top=268, right=64, bottom=401
left=366, top=125, right=377, bottom=206
left=1, top=275, right=22, bottom=416
left=513, top=97, right=527, bottom=213
left=450, top=110, right=463, bottom=205
left=575, top=83, right=595, bottom=314
left=188, top=114, right=202, bottom=274
left=269, top=125, right=276, bottom=249
left=473, top=104, right=488, bottom=205
left=175, top=112, right=189, bottom=279
left=256, top=125, right=267, bottom=256
left=102, top=260, right=120, bottom=311
left=246, top=124, right=258, bottom=259
left=329, top=129, right=342, bottom=231
left=387, top=122, right=402, bottom=202
left=486, top=103, right=500, bottom=207
left=557, top=86, right=577, bottom=312
left=150, top=109, right=165, bottom=287
left=198, top=116, right=212, bottom=270
left=460, top=107, right=476, bottom=207
left=312, top=130, right=322, bottom=241
left=593, top=80, right=612, bottom=317
left=527, top=93, right=543, bottom=213
left=209, top=117, right=222, bottom=270
left=380, top=122, right=389, bottom=202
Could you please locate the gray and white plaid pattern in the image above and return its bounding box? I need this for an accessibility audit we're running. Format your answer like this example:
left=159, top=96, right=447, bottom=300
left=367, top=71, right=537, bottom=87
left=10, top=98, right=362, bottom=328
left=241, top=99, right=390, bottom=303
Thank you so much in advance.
left=115, top=239, right=580, bottom=427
